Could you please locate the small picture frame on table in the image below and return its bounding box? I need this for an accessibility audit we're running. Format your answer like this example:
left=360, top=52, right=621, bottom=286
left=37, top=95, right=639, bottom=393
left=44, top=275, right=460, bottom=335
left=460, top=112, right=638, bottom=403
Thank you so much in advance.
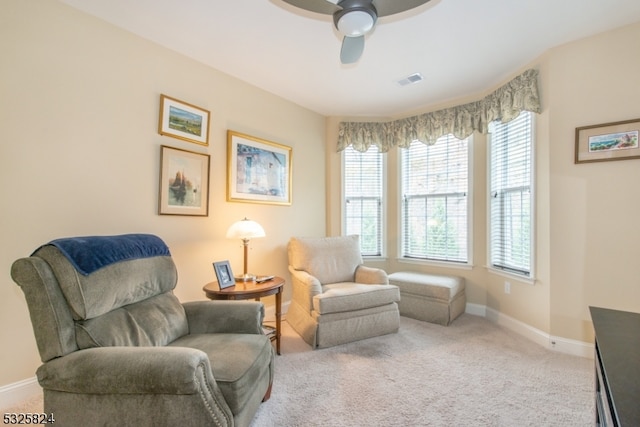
left=213, top=260, right=236, bottom=289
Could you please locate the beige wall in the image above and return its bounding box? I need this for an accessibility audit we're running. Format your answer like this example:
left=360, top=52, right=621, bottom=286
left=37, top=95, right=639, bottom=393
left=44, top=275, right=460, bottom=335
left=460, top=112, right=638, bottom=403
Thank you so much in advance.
left=327, top=21, right=640, bottom=342
left=0, top=0, right=326, bottom=386
left=546, top=22, right=640, bottom=341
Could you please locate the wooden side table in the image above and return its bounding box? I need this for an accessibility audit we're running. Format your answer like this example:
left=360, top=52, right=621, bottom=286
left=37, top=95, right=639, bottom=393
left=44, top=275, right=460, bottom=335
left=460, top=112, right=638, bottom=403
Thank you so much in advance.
left=203, top=276, right=285, bottom=355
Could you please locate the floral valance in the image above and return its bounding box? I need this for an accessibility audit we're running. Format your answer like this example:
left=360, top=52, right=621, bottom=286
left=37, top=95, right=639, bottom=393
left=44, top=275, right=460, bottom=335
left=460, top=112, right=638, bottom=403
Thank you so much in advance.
left=336, top=68, right=541, bottom=152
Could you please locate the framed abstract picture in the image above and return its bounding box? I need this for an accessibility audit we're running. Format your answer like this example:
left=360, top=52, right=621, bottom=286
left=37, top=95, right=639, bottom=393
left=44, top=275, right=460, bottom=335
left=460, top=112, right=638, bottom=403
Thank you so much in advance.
left=158, top=94, right=210, bottom=146
left=575, top=118, right=640, bottom=164
left=227, top=130, right=292, bottom=205
left=158, top=145, right=210, bottom=216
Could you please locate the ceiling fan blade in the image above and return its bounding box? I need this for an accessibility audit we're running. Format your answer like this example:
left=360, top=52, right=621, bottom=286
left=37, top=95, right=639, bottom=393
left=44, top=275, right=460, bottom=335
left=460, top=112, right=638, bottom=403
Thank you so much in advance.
left=372, top=0, right=431, bottom=17
left=281, top=0, right=340, bottom=15
left=340, top=35, right=365, bottom=64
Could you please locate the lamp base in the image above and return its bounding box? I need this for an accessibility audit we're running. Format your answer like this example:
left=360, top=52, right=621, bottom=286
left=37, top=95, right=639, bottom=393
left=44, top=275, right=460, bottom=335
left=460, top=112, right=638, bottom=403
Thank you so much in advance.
left=235, top=273, right=256, bottom=282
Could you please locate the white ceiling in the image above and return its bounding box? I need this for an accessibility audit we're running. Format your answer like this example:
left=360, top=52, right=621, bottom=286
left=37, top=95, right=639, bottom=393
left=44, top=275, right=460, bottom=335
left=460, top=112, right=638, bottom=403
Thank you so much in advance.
left=59, top=0, right=640, bottom=117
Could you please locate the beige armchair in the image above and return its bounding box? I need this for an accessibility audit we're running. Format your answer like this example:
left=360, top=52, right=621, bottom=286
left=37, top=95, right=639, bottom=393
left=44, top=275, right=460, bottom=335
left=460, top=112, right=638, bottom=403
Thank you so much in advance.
left=287, top=235, right=400, bottom=348
left=11, top=234, right=274, bottom=427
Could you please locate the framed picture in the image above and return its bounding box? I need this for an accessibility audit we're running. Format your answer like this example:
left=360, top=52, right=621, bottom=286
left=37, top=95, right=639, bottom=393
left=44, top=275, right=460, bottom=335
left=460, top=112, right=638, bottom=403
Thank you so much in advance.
left=575, top=118, right=640, bottom=164
left=213, top=260, right=235, bottom=289
left=158, top=94, right=210, bottom=146
left=158, top=145, right=210, bottom=216
left=227, top=130, right=292, bottom=205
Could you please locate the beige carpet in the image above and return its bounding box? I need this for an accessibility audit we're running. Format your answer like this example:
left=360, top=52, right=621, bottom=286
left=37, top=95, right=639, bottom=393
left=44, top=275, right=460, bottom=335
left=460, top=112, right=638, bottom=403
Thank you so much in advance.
left=6, top=314, right=594, bottom=426
left=252, top=314, right=594, bottom=427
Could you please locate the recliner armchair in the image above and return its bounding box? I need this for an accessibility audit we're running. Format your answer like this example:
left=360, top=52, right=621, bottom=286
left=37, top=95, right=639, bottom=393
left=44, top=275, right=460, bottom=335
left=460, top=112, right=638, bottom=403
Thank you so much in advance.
left=287, top=235, right=400, bottom=348
left=11, top=234, right=274, bottom=427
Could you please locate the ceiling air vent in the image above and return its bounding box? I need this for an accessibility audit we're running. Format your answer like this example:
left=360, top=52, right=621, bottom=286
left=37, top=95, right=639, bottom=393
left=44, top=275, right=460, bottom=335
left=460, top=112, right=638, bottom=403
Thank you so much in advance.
left=397, top=72, right=424, bottom=87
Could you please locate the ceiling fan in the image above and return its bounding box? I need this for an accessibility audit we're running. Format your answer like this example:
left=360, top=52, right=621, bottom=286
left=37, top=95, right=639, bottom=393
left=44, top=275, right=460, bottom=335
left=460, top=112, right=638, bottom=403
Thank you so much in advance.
left=282, top=0, right=432, bottom=64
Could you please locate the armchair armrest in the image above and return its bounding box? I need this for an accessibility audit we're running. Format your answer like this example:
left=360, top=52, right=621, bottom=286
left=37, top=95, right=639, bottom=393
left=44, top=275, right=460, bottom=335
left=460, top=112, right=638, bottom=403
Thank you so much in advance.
left=288, top=266, right=322, bottom=313
left=355, top=265, right=389, bottom=285
left=37, top=347, right=215, bottom=395
left=288, top=267, right=322, bottom=295
left=183, top=300, right=264, bottom=335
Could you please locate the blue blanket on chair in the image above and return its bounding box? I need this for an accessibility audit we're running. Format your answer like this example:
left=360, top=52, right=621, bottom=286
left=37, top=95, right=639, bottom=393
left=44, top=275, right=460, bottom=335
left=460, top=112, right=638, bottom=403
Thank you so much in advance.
left=37, top=234, right=171, bottom=275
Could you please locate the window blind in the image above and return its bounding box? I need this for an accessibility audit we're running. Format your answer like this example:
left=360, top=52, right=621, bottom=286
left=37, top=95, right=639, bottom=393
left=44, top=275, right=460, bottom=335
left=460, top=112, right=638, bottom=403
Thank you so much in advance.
left=489, top=111, right=533, bottom=276
left=401, top=135, right=469, bottom=262
left=343, top=145, right=383, bottom=256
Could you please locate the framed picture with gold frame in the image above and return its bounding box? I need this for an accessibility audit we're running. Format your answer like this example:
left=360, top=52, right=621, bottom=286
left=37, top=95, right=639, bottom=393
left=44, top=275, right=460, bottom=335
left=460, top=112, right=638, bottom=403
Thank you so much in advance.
left=158, top=145, right=210, bottom=216
left=227, top=130, right=292, bottom=205
left=158, top=94, right=210, bottom=146
left=575, top=118, right=640, bottom=164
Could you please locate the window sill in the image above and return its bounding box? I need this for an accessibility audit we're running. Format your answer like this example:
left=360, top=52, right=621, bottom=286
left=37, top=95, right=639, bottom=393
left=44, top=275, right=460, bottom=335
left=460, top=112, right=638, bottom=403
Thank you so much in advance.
left=486, top=266, right=536, bottom=285
left=397, top=257, right=473, bottom=271
left=363, top=256, right=388, bottom=262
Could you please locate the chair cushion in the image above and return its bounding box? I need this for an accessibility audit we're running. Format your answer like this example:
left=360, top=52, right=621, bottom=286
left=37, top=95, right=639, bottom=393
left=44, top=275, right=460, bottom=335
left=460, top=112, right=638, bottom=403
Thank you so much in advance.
left=34, top=245, right=177, bottom=320
left=314, top=283, right=400, bottom=314
left=75, top=293, right=188, bottom=349
left=169, top=333, right=273, bottom=415
left=388, top=271, right=465, bottom=302
left=288, top=235, right=363, bottom=284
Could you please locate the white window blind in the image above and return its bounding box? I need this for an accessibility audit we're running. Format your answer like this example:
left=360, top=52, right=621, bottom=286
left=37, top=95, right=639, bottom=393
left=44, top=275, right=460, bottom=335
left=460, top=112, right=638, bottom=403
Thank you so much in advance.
left=401, top=135, right=469, bottom=263
left=343, top=145, right=384, bottom=256
left=489, top=111, right=533, bottom=277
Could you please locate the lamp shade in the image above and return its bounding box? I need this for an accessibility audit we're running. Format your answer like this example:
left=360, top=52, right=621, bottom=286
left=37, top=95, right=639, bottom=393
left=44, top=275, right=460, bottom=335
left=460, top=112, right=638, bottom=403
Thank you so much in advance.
left=226, top=218, right=265, bottom=240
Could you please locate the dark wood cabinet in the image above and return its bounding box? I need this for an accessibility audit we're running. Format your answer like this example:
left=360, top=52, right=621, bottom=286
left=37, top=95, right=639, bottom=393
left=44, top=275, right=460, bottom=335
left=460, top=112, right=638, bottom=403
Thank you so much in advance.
left=589, top=306, right=640, bottom=426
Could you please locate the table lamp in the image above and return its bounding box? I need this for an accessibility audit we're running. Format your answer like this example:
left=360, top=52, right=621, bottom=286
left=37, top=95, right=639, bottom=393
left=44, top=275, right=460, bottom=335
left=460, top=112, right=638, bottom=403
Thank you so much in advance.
left=226, top=217, right=265, bottom=281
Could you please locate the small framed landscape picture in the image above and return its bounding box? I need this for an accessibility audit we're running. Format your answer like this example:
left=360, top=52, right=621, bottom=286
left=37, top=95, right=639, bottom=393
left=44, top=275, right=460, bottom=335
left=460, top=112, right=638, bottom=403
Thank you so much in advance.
left=158, top=94, right=210, bottom=146
left=158, top=145, right=210, bottom=216
left=213, top=260, right=235, bottom=289
left=575, top=118, right=640, bottom=164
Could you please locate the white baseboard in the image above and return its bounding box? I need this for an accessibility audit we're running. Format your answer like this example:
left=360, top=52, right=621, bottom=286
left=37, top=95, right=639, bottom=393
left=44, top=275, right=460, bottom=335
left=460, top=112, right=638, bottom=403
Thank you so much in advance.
left=483, top=306, right=594, bottom=359
left=485, top=307, right=551, bottom=349
left=465, top=303, right=486, bottom=317
left=549, top=335, right=594, bottom=359
left=0, top=376, right=42, bottom=411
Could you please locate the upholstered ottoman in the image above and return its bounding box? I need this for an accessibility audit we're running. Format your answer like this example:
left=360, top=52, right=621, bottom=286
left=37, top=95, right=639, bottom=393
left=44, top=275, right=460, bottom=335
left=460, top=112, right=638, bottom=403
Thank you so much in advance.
left=388, top=271, right=466, bottom=326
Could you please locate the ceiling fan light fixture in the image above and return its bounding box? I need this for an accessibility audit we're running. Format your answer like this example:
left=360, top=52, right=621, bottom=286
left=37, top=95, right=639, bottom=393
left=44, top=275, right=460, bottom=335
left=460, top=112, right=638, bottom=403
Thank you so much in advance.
left=336, top=9, right=376, bottom=37
left=284, top=0, right=431, bottom=64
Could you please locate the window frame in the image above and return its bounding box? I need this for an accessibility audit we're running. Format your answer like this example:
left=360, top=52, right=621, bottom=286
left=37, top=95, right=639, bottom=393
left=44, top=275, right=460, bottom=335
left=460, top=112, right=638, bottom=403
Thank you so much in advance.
left=341, top=145, right=387, bottom=259
left=398, top=135, right=473, bottom=268
left=487, top=111, right=536, bottom=282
